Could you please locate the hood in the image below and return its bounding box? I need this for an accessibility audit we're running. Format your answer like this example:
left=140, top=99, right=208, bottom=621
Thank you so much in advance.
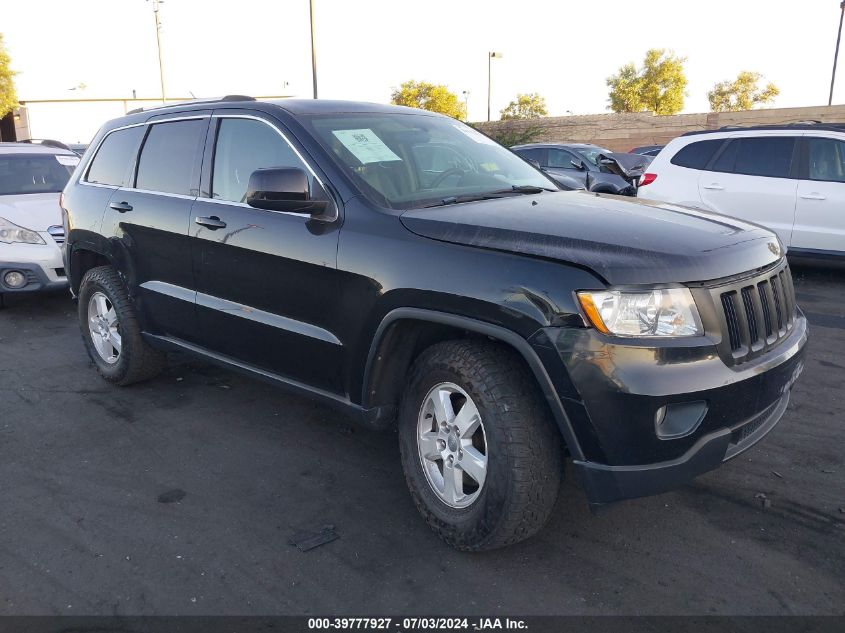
left=400, top=191, right=783, bottom=285
left=0, top=193, right=62, bottom=232
left=598, top=152, right=652, bottom=180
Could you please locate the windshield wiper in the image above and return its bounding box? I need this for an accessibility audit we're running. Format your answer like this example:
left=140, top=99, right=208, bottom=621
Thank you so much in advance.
left=421, top=185, right=555, bottom=208
left=499, top=184, right=557, bottom=194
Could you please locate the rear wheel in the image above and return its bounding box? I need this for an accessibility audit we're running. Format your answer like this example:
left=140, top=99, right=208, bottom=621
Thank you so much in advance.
left=78, top=265, right=165, bottom=385
left=398, top=340, right=562, bottom=551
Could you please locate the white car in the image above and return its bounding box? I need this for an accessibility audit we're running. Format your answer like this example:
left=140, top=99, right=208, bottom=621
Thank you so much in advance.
left=0, top=143, right=79, bottom=304
left=637, top=124, right=845, bottom=260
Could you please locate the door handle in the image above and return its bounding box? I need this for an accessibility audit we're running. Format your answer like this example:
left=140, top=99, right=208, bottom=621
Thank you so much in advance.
left=109, top=201, right=133, bottom=213
left=702, top=183, right=724, bottom=190
left=195, top=216, right=227, bottom=230
left=800, top=193, right=826, bottom=200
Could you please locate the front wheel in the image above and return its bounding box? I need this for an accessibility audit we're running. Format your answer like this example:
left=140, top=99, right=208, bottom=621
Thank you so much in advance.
left=78, top=265, right=165, bottom=386
left=398, top=340, right=562, bottom=551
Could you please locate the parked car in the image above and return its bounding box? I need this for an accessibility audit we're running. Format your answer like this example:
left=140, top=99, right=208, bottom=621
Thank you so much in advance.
left=0, top=142, right=78, bottom=305
left=638, top=123, right=845, bottom=259
left=630, top=144, right=664, bottom=157
left=512, top=143, right=649, bottom=195
left=63, top=97, right=807, bottom=550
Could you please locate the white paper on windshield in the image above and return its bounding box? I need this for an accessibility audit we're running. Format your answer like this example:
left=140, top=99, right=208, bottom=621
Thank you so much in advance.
left=452, top=123, right=498, bottom=146
left=332, top=129, right=401, bottom=164
left=55, top=155, right=80, bottom=167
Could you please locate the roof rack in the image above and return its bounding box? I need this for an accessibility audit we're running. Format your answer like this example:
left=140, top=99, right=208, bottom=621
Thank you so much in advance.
left=682, top=121, right=845, bottom=137
left=126, top=94, right=255, bottom=115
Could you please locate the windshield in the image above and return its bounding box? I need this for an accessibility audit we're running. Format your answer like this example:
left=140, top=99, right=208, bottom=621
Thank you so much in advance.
left=0, top=154, right=78, bottom=196
left=573, top=146, right=613, bottom=166
left=303, top=113, right=557, bottom=209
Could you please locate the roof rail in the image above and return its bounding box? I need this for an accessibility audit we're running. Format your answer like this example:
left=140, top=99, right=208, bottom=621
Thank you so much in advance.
left=126, top=94, right=255, bottom=116
left=18, top=138, right=73, bottom=151
left=682, top=121, right=845, bottom=137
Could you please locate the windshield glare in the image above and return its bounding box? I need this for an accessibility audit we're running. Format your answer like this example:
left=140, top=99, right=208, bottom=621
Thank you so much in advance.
left=305, top=113, right=557, bottom=209
left=0, top=154, right=77, bottom=196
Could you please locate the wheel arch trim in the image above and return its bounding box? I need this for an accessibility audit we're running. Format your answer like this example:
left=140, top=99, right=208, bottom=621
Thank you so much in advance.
left=362, top=307, right=585, bottom=461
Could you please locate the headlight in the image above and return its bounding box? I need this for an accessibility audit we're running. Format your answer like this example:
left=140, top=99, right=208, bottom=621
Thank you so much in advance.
left=0, top=217, right=45, bottom=245
left=577, top=288, right=703, bottom=337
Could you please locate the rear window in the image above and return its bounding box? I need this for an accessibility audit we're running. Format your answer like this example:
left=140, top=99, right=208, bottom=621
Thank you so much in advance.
left=86, top=126, right=145, bottom=187
left=0, top=154, right=77, bottom=195
left=670, top=139, right=724, bottom=169
left=135, top=119, right=206, bottom=195
left=711, top=137, right=796, bottom=178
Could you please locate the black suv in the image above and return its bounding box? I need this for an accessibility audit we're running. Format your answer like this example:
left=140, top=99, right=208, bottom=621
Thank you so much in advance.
left=62, top=97, right=808, bottom=551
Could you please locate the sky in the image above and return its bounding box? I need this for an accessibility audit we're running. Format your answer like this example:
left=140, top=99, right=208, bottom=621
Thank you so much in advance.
left=4, top=0, right=845, bottom=142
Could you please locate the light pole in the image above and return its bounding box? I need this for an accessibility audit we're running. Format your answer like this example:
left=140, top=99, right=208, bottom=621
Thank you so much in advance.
left=462, top=90, right=470, bottom=119
left=310, top=0, right=318, bottom=99
left=487, top=51, right=502, bottom=121
left=151, top=0, right=166, bottom=104
left=830, top=2, right=845, bottom=105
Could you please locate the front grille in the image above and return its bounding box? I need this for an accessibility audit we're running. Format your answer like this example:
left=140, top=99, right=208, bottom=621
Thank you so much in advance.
left=711, top=261, right=796, bottom=365
left=47, top=225, right=65, bottom=244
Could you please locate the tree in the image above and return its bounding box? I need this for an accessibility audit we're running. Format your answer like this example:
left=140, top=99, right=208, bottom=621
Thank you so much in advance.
left=607, top=49, right=687, bottom=115
left=500, top=93, right=548, bottom=120
left=0, top=34, right=18, bottom=119
left=708, top=71, right=779, bottom=112
left=390, top=81, right=466, bottom=120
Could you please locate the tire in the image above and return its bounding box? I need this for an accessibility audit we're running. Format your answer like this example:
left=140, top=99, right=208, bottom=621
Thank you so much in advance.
left=78, top=265, right=165, bottom=386
left=398, top=340, right=562, bottom=551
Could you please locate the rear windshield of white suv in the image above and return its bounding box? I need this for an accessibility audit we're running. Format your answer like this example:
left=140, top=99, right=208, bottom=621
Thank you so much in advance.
left=0, top=154, right=78, bottom=195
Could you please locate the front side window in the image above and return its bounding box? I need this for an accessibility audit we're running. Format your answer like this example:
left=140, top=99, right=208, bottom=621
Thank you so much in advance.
left=212, top=118, right=312, bottom=203
left=0, top=154, right=78, bottom=195
left=547, top=149, right=579, bottom=169
left=807, top=137, right=845, bottom=183
left=135, top=119, right=207, bottom=195
left=86, top=126, right=145, bottom=187
left=303, top=113, right=557, bottom=209
left=711, top=136, right=795, bottom=178
left=575, top=146, right=612, bottom=167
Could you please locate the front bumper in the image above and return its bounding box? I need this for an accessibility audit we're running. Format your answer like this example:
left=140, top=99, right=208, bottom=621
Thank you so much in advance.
left=531, top=310, right=808, bottom=506
left=0, top=238, right=68, bottom=293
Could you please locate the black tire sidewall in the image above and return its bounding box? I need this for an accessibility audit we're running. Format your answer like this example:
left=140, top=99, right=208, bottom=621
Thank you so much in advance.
left=399, top=364, right=512, bottom=549
left=78, top=270, right=133, bottom=383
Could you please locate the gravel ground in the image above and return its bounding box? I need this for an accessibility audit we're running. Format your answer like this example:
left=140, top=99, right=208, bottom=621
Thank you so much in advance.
left=0, top=263, right=842, bottom=616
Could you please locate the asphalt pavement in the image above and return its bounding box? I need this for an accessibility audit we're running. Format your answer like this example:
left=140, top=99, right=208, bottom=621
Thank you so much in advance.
left=0, top=263, right=843, bottom=615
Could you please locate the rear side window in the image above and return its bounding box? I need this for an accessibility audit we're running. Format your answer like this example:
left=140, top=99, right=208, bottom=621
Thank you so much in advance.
left=135, top=119, right=207, bottom=195
left=711, top=137, right=796, bottom=178
left=86, top=126, right=145, bottom=186
left=670, top=139, right=723, bottom=169
left=515, top=148, right=545, bottom=165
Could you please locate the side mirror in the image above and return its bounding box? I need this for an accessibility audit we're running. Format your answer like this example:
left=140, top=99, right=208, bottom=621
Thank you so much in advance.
left=527, top=158, right=542, bottom=169
left=246, top=167, right=332, bottom=216
left=570, top=159, right=586, bottom=171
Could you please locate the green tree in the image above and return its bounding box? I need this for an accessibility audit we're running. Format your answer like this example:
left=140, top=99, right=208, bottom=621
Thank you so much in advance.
left=607, top=49, right=687, bottom=115
left=500, top=93, right=548, bottom=120
left=708, top=71, right=779, bottom=112
left=390, top=80, right=466, bottom=120
left=0, top=34, right=18, bottom=119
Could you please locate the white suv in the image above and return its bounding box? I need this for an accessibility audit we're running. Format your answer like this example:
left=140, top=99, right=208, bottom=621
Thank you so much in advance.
left=0, top=143, right=79, bottom=304
left=638, top=124, right=845, bottom=259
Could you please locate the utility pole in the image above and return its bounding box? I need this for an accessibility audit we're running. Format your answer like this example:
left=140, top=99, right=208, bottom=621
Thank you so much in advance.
left=487, top=52, right=502, bottom=121
left=830, top=1, right=845, bottom=105
left=310, top=0, right=318, bottom=99
left=151, top=0, right=166, bottom=104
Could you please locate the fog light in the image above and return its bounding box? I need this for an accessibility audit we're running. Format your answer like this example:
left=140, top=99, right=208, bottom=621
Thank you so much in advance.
left=655, top=401, right=708, bottom=440
left=3, top=270, right=27, bottom=289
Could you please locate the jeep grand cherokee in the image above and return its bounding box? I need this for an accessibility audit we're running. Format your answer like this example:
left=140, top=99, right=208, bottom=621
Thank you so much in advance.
left=61, top=97, right=807, bottom=550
